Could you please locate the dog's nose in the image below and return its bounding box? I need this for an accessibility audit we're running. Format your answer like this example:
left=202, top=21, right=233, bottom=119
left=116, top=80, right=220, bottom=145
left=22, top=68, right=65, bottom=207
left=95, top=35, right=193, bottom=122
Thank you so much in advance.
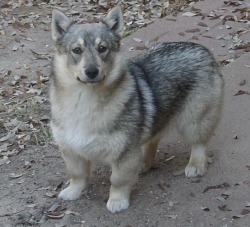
left=85, top=66, right=99, bottom=79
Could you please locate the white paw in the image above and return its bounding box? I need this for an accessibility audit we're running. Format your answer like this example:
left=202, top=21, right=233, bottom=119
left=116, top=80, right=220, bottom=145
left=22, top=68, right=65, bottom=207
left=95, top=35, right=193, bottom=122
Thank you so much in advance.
left=58, top=185, right=83, bottom=200
left=106, top=198, right=129, bottom=213
left=185, top=163, right=206, bottom=178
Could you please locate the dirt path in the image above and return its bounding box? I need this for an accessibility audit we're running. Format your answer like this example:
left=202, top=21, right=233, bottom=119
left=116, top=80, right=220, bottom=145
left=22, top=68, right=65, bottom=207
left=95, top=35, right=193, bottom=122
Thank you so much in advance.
left=1, top=0, right=250, bottom=226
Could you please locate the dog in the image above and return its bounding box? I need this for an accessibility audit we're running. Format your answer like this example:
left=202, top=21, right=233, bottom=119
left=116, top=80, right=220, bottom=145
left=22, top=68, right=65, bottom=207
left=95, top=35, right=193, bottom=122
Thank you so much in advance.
left=50, top=6, right=224, bottom=213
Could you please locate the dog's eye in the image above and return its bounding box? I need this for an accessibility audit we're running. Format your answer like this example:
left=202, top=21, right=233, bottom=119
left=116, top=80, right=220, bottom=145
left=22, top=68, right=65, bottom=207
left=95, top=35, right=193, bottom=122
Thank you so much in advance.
left=98, top=45, right=107, bottom=53
left=72, top=47, right=82, bottom=55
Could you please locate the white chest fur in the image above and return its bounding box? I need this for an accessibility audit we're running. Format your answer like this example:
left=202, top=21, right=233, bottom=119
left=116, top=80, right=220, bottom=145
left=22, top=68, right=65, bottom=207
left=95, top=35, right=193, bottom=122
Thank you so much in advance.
left=51, top=85, right=128, bottom=163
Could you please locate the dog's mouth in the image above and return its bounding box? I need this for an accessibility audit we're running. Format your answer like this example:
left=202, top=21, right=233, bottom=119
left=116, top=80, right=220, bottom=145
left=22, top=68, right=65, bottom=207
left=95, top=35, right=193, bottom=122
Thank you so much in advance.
left=77, top=76, right=105, bottom=84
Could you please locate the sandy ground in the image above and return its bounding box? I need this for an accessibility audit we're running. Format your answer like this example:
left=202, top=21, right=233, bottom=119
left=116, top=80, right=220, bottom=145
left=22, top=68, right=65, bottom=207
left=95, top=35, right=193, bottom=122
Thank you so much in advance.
left=0, top=1, right=250, bottom=226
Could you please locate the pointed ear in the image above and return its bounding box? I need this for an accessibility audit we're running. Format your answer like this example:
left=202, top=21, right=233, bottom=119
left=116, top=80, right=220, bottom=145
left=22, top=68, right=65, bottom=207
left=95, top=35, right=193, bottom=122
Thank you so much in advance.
left=51, top=9, right=72, bottom=41
left=104, top=6, right=124, bottom=37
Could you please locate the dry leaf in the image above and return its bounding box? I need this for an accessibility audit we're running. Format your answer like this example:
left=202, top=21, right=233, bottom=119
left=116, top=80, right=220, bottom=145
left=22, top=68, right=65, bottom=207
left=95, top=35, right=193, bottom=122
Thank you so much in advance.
left=0, top=156, right=10, bottom=166
left=166, top=214, right=178, bottom=219
left=53, top=180, right=63, bottom=191
left=178, top=32, right=185, bottom=36
left=47, top=213, right=65, bottom=219
left=222, top=189, right=233, bottom=197
left=240, top=209, right=250, bottom=215
left=218, top=205, right=231, bottom=211
left=197, top=22, right=207, bottom=27
left=133, top=37, right=143, bottom=43
left=165, top=156, right=175, bottom=162
left=245, top=202, right=250, bottom=207
left=46, top=191, right=57, bottom=198
left=203, top=182, right=230, bottom=193
left=182, top=12, right=197, bottom=17
left=9, top=173, right=23, bottom=179
left=65, top=210, right=81, bottom=216
left=30, top=49, right=50, bottom=60
left=239, top=79, right=246, bottom=86
left=201, top=206, right=210, bottom=211
left=234, top=90, right=250, bottom=96
left=185, top=28, right=200, bottom=33
left=48, top=203, right=60, bottom=213
left=216, top=196, right=226, bottom=202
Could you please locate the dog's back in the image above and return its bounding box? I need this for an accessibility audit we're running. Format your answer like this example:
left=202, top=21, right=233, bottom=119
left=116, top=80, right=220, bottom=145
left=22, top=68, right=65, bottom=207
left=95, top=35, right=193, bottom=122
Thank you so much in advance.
left=128, top=42, right=223, bottom=138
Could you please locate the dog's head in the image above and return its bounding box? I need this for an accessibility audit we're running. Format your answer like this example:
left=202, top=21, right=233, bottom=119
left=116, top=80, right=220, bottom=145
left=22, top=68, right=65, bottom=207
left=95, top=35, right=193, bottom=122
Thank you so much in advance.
left=51, top=6, right=124, bottom=85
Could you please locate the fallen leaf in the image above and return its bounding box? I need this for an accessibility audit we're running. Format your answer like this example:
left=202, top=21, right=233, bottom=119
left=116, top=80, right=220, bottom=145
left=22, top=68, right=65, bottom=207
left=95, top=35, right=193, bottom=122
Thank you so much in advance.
left=245, top=202, right=250, bottom=207
left=53, top=180, right=63, bottom=191
left=201, top=206, right=210, bottom=211
left=48, top=203, right=60, bottom=213
left=0, top=156, right=10, bottom=166
left=182, top=12, right=197, bottom=17
left=218, top=205, right=231, bottom=211
left=239, top=79, right=246, bottom=86
left=65, top=210, right=81, bottom=216
left=27, top=204, right=36, bottom=208
left=222, top=189, right=233, bottom=197
left=30, top=49, right=51, bottom=60
left=166, top=214, right=178, bottom=219
left=12, top=46, right=19, bottom=51
left=169, top=201, right=174, bottom=207
left=240, top=209, right=250, bottom=215
left=203, top=182, right=230, bottom=193
left=234, top=90, right=250, bottom=96
left=0, top=30, right=5, bottom=35
left=165, top=156, right=175, bottom=162
left=232, top=209, right=250, bottom=219
left=9, top=173, right=23, bottom=179
left=185, top=28, right=200, bottom=33
left=133, top=37, right=143, bottom=43
left=178, top=32, right=185, bottom=36
left=46, top=191, right=57, bottom=198
left=197, top=22, right=208, bottom=27
left=47, top=213, right=65, bottom=219
left=232, top=214, right=245, bottom=219
left=216, top=196, right=226, bottom=202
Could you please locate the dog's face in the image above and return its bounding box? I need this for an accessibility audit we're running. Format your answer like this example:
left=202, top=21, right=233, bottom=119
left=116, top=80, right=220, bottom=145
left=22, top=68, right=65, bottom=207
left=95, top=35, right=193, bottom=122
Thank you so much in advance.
left=51, top=7, right=124, bottom=84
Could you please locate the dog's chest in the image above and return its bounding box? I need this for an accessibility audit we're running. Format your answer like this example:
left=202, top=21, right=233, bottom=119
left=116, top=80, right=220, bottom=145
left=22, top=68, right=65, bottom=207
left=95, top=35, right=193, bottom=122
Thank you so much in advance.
left=51, top=88, right=124, bottom=160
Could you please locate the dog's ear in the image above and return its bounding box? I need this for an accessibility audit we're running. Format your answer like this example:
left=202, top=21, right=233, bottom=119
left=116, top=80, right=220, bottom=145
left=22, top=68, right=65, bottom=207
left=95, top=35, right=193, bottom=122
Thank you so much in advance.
left=51, top=9, right=72, bottom=41
left=104, top=6, right=124, bottom=37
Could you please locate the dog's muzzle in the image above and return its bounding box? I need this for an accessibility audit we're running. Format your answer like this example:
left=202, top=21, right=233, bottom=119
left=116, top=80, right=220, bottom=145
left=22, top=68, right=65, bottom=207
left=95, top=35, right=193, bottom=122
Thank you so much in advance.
left=85, top=66, right=99, bottom=79
left=76, top=66, right=105, bottom=84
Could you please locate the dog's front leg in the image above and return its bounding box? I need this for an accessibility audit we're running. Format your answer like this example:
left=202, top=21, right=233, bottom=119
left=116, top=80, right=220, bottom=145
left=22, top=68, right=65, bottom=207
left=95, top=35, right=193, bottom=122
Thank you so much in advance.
left=107, top=150, right=142, bottom=213
left=59, top=150, right=91, bottom=200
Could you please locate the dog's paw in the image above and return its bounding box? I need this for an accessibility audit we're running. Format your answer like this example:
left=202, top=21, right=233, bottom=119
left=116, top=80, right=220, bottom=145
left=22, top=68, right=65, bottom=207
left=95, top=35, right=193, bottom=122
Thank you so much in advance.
left=106, top=198, right=129, bottom=213
left=185, top=163, right=206, bottom=178
left=58, top=185, right=83, bottom=200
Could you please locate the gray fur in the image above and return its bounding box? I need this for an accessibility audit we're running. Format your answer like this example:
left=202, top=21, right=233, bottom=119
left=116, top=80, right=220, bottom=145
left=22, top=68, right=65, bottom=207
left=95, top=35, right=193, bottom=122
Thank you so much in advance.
left=50, top=6, right=224, bottom=213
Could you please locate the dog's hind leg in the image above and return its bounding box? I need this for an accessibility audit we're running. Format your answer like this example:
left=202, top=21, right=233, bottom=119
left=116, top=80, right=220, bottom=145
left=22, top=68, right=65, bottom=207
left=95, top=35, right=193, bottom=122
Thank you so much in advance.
left=141, top=138, right=160, bottom=173
left=107, top=150, right=142, bottom=213
left=177, top=100, right=222, bottom=178
left=58, top=151, right=91, bottom=200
